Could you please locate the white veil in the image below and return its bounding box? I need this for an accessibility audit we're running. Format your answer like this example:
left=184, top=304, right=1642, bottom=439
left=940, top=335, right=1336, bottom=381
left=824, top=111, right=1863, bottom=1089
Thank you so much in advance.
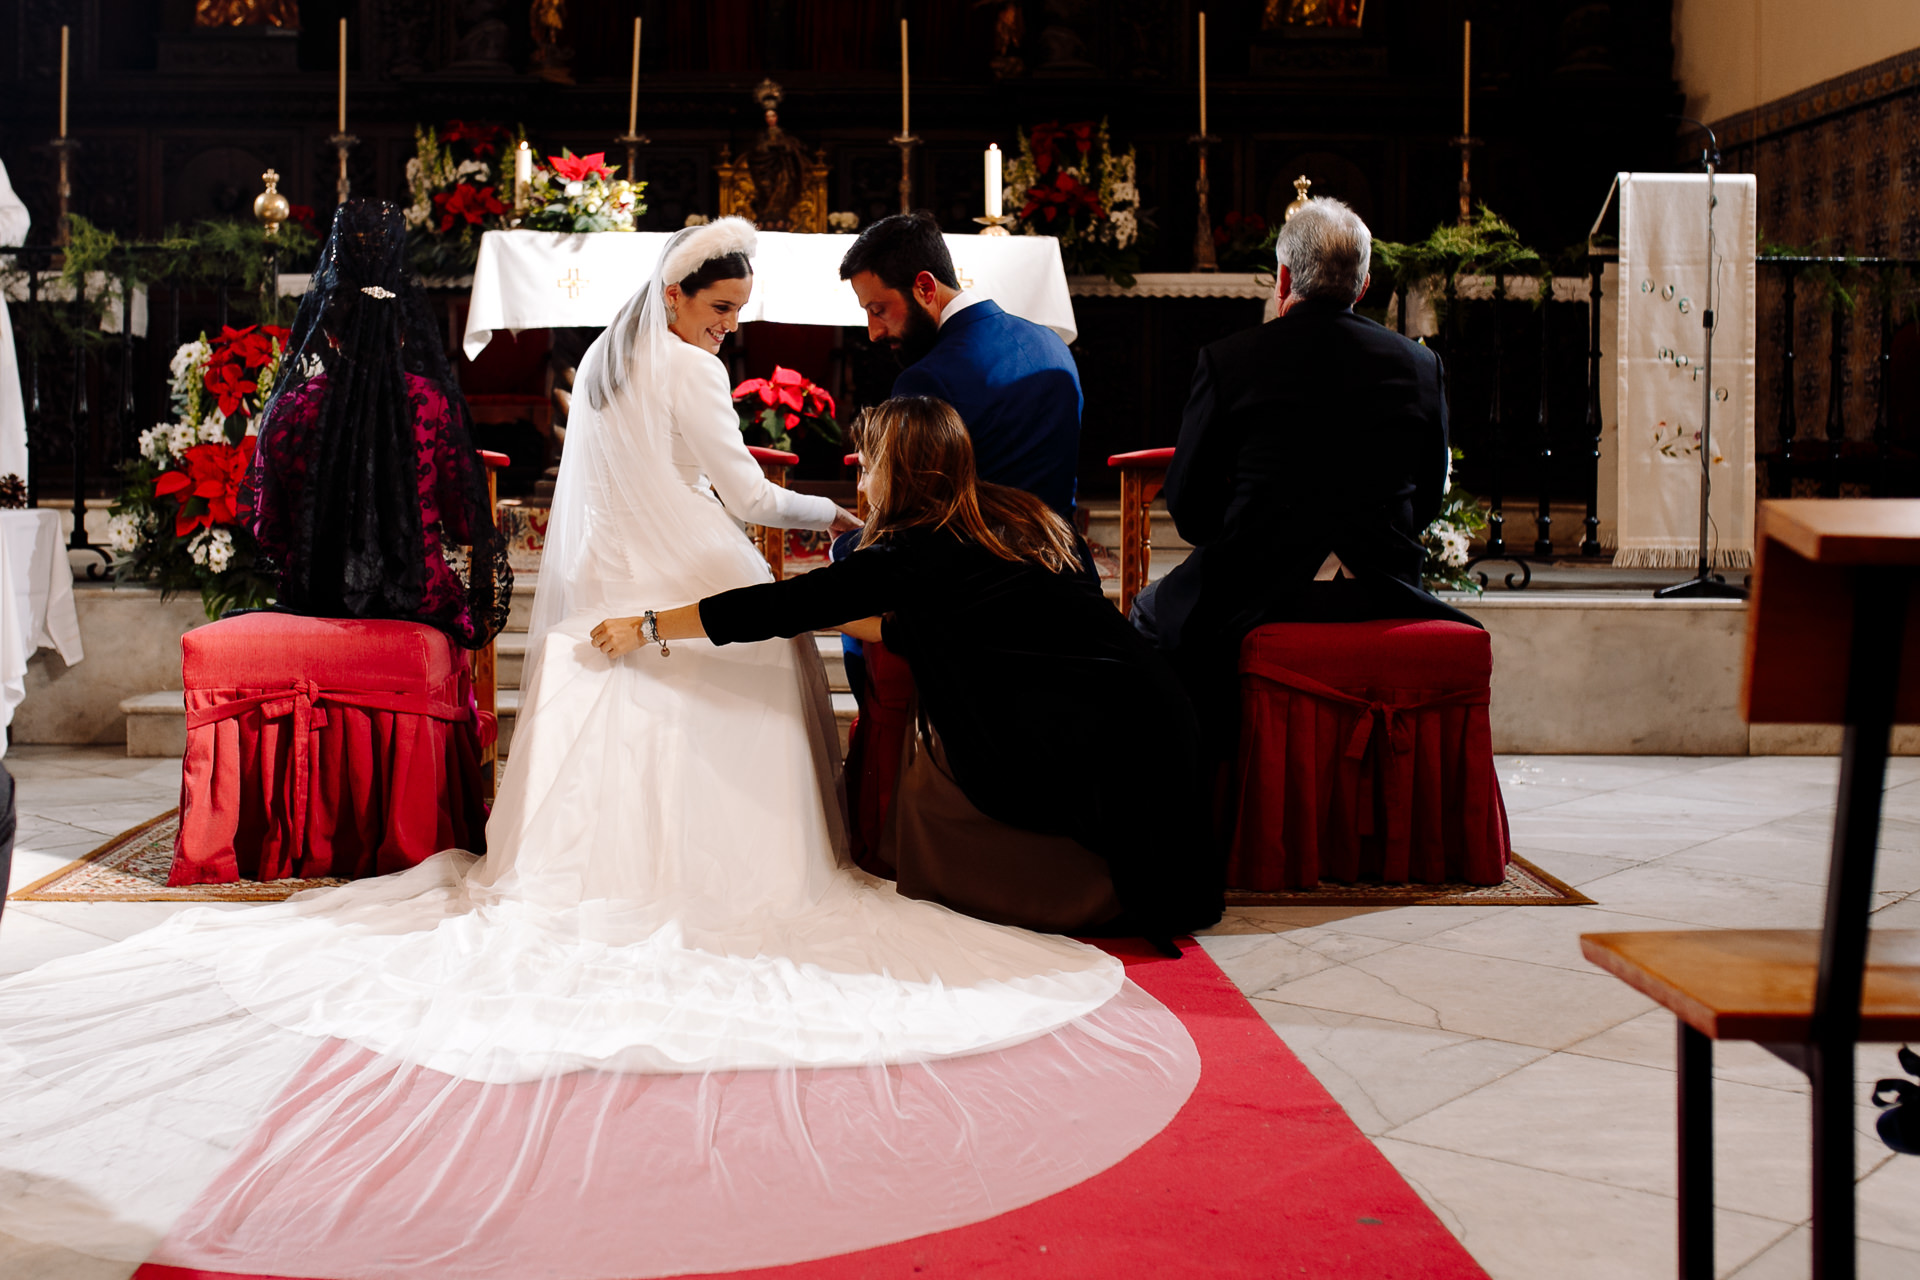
left=0, top=217, right=1206, bottom=1280
left=524, top=217, right=770, bottom=671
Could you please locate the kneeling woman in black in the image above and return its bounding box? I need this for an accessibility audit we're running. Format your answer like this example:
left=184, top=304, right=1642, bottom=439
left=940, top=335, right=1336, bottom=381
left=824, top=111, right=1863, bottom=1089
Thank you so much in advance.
left=591, top=396, right=1221, bottom=942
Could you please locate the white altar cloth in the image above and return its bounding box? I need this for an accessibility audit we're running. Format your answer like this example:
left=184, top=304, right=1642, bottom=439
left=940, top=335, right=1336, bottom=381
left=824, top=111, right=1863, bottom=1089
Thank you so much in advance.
left=462, top=230, right=1078, bottom=360
left=0, top=509, right=83, bottom=757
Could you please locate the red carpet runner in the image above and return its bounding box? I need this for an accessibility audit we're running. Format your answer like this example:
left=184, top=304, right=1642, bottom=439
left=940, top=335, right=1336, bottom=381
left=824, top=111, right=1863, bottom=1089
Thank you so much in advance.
left=136, top=940, right=1487, bottom=1280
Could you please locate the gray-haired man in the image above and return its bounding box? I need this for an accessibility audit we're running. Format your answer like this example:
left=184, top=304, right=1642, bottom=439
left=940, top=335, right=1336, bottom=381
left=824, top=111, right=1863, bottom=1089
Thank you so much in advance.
left=1131, top=197, right=1475, bottom=758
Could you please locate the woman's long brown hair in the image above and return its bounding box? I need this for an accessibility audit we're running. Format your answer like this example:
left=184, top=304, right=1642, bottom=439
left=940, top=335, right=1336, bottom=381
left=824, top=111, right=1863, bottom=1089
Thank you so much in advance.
left=856, top=396, right=1082, bottom=573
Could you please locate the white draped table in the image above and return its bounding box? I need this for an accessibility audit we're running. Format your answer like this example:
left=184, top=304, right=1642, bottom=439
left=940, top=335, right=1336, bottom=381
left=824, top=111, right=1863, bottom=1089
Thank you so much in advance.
left=0, top=509, right=83, bottom=757
left=461, top=230, right=1078, bottom=360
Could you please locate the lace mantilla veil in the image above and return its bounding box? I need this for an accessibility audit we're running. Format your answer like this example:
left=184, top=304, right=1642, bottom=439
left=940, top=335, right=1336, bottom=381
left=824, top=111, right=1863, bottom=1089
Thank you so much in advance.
left=251, top=200, right=511, bottom=647
left=0, top=218, right=1202, bottom=1280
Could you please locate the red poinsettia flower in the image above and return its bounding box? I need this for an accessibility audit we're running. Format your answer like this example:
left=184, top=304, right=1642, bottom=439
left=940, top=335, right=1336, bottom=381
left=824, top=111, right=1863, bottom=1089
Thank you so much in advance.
left=807, top=383, right=836, bottom=418
left=441, top=119, right=505, bottom=157
left=287, top=204, right=318, bottom=235
left=203, top=361, right=257, bottom=417
left=154, top=437, right=256, bottom=537
left=549, top=151, right=615, bottom=184
left=732, top=377, right=775, bottom=407
left=1028, top=121, right=1096, bottom=176
left=768, top=366, right=810, bottom=412
left=433, top=183, right=508, bottom=233
left=1020, top=170, right=1106, bottom=225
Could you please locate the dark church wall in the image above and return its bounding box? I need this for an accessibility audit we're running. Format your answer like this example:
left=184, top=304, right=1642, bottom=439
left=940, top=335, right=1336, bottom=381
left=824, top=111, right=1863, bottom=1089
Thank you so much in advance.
left=3, top=1, right=1680, bottom=257
left=1715, top=44, right=1920, bottom=460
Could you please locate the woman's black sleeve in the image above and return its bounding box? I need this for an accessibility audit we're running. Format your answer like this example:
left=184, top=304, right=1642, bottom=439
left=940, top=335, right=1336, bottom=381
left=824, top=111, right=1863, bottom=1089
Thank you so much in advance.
left=700, top=547, right=904, bottom=645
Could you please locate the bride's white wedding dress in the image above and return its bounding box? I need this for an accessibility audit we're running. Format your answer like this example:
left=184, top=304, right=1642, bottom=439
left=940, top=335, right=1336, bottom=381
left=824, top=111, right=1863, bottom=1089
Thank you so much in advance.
left=0, top=224, right=1198, bottom=1280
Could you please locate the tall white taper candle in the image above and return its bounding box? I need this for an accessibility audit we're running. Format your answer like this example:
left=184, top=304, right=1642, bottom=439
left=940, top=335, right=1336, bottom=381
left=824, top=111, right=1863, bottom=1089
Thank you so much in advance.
left=986, top=144, right=1002, bottom=218
left=337, top=19, right=348, bottom=134
left=627, top=18, right=642, bottom=137
left=1198, top=12, right=1208, bottom=138
left=1462, top=20, right=1471, bottom=136
left=900, top=19, right=910, bottom=137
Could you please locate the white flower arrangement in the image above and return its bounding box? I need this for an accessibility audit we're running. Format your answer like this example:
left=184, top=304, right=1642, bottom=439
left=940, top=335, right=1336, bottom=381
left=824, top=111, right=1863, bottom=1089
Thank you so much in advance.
left=104, top=511, right=144, bottom=555
left=188, top=527, right=235, bottom=574
left=827, top=211, right=860, bottom=234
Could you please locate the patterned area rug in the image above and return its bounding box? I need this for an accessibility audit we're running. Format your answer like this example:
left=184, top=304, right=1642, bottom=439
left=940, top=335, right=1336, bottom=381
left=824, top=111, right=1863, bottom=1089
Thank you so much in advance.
left=1224, top=855, right=1590, bottom=906
left=10, top=811, right=346, bottom=903
left=16, top=811, right=1586, bottom=908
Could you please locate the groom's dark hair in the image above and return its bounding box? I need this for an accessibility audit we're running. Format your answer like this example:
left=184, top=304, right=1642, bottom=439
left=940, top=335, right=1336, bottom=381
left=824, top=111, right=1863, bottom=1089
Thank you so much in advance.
left=838, top=212, right=960, bottom=296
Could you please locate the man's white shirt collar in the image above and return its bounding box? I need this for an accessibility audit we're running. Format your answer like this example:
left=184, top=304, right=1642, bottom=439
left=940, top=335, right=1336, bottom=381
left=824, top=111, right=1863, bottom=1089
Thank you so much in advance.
left=936, top=288, right=985, bottom=329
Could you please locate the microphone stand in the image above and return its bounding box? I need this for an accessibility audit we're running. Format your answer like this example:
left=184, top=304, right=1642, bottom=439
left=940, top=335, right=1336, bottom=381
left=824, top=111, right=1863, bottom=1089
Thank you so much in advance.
left=1657, top=120, right=1747, bottom=600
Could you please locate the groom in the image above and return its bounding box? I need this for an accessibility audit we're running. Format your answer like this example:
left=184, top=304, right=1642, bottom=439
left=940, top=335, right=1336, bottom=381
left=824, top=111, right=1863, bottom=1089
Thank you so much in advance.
left=838, top=212, right=1083, bottom=518
left=833, top=213, right=1087, bottom=872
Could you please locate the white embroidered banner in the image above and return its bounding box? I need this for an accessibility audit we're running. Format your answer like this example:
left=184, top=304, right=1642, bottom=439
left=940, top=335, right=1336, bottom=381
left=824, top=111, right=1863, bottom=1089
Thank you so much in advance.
left=1614, top=172, right=1758, bottom=569
left=462, top=229, right=1078, bottom=360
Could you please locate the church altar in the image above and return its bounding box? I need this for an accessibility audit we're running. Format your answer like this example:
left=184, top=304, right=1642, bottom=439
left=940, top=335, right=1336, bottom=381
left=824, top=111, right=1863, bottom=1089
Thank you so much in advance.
left=460, top=230, right=1078, bottom=360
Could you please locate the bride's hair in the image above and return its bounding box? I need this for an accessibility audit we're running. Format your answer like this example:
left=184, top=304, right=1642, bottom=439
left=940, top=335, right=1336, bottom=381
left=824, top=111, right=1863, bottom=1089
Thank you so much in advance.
left=857, top=396, right=1081, bottom=573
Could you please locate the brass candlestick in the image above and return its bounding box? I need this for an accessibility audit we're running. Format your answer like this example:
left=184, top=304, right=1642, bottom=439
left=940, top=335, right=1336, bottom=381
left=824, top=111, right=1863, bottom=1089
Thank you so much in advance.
left=1452, top=135, right=1480, bottom=225
left=50, top=136, right=78, bottom=247
left=330, top=131, right=358, bottom=205
left=974, top=214, right=1014, bottom=236
left=615, top=130, right=650, bottom=189
left=892, top=133, right=920, bottom=214
left=1191, top=132, right=1219, bottom=273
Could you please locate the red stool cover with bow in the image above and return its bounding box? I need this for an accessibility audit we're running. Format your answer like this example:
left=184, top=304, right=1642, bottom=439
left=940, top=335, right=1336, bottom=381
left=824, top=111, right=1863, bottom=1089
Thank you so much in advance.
left=168, top=614, right=490, bottom=885
left=1229, top=619, right=1510, bottom=890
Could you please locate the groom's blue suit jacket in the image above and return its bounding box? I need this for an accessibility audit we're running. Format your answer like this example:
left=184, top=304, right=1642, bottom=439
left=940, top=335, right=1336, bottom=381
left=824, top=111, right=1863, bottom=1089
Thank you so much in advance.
left=890, top=300, right=1084, bottom=516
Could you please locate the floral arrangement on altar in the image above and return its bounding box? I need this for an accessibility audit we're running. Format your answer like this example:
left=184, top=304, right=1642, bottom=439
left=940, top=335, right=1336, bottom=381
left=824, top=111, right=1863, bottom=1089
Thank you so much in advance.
left=1214, top=211, right=1275, bottom=274
left=1420, top=450, right=1489, bottom=594
left=1003, top=119, right=1148, bottom=286
left=732, top=367, right=843, bottom=452
left=107, top=327, right=290, bottom=618
left=523, top=151, right=645, bottom=234
left=403, top=121, right=518, bottom=278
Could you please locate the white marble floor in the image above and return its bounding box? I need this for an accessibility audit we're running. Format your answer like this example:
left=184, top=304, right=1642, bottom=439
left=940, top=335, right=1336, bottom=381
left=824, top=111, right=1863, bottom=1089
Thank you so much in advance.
left=2, top=747, right=1918, bottom=1279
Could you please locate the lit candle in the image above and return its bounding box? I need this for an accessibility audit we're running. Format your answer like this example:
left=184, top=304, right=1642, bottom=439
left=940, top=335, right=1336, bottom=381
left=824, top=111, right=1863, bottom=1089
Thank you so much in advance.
left=1462, top=20, right=1471, bottom=136
left=985, top=144, right=1002, bottom=219
left=1198, top=11, right=1207, bottom=138
left=337, top=18, right=348, bottom=133
left=58, top=24, right=68, bottom=138
left=627, top=17, right=642, bottom=137
left=515, top=140, right=531, bottom=189
left=899, top=19, right=910, bottom=138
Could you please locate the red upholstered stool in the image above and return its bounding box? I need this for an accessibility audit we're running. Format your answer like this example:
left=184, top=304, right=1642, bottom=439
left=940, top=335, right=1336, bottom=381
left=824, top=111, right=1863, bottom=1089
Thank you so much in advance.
left=168, top=614, right=490, bottom=886
left=1228, top=619, right=1510, bottom=890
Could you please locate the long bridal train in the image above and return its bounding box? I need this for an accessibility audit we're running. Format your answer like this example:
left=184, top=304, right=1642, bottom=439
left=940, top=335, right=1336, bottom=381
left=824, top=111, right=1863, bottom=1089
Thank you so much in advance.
left=0, top=217, right=1200, bottom=1278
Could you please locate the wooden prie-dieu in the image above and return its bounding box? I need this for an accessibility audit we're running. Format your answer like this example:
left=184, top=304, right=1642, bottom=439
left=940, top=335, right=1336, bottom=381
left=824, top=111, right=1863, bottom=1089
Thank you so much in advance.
left=1582, top=499, right=1920, bottom=1280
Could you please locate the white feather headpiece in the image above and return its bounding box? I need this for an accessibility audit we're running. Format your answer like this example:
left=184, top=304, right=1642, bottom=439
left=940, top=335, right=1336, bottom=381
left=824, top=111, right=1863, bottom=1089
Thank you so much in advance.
left=660, top=216, right=758, bottom=288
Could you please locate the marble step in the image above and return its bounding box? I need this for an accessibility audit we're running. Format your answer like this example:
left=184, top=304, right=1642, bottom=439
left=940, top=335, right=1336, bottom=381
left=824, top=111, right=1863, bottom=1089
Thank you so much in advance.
left=118, top=675, right=857, bottom=760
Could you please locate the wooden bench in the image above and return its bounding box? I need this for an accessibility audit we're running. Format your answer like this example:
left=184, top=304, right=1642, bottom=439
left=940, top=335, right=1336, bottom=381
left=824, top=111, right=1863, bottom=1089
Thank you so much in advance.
left=745, top=445, right=801, bottom=581
left=1106, top=447, right=1175, bottom=616
left=1580, top=498, right=1920, bottom=1280
left=473, top=449, right=511, bottom=800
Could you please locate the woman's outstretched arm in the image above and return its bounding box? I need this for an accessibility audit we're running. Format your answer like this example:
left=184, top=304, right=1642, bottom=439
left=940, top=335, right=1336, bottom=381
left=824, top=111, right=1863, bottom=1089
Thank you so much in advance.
left=590, top=606, right=882, bottom=657
left=591, top=544, right=900, bottom=658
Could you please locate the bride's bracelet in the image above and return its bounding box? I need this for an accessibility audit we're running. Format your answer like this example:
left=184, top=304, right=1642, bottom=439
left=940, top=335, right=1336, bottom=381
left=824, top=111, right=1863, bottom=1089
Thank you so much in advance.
left=641, top=610, right=671, bottom=657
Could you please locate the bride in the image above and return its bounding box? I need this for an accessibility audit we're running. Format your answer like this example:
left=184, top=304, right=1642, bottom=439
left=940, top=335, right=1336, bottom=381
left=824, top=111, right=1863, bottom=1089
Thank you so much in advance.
left=0, top=219, right=1199, bottom=1280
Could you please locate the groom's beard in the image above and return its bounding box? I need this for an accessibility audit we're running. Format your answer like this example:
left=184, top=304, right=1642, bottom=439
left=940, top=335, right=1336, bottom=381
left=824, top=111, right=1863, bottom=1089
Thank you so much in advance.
left=890, top=299, right=942, bottom=367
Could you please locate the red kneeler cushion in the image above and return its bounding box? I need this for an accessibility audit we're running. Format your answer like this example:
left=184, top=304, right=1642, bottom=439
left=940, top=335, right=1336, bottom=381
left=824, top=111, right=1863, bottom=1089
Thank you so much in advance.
left=1229, top=619, right=1511, bottom=890
left=169, top=614, right=490, bottom=886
